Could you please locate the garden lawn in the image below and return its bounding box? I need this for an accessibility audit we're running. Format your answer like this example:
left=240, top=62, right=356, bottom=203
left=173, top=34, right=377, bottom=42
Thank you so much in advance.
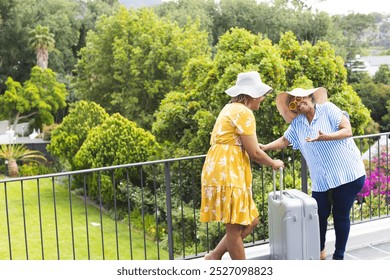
left=0, top=177, right=168, bottom=260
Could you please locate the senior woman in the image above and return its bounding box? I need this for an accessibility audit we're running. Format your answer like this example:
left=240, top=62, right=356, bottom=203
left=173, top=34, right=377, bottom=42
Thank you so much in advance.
left=201, top=71, right=284, bottom=260
left=260, top=87, right=366, bottom=260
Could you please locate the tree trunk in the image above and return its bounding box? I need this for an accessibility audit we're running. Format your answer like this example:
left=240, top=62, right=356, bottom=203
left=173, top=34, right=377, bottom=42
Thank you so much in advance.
left=7, top=159, right=19, bottom=177
left=36, top=48, right=48, bottom=69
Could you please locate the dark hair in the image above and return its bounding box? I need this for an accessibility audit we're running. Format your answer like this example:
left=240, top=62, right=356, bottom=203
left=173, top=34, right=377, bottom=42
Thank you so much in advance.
left=229, top=94, right=252, bottom=105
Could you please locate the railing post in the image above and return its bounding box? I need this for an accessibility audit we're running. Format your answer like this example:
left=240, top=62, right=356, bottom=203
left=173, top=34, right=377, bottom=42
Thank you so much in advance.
left=300, top=154, right=308, bottom=193
left=164, top=162, right=174, bottom=260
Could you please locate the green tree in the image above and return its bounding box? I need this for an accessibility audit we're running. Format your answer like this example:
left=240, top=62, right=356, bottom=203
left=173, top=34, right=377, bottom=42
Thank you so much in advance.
left=0, top=66, right=68, bottom=130
left=329, top=85, right=371, bottom=136
left=0, top=144, right=47, bottom=177
left=29, top=24, right=55, bottom=69
left=0, top=0, right=119, bottom=93
left=155, top=0, right=333, bottom=47
left=381, top=99, right=390, bottom=132
left=154, top=28, right=285, bottom=155
left=73, top=7, right=210, bottom=130
left=352, top=74, right=390, bottom=132
left=213, top=0, right=264, bottom=44
left=154, top=29, right=371, bottom=157
left=72, top=113, right=161, bottom=206
left=47, top=100, right=109, bottom=169
left=331, top=13, right=375, bottom=62
left=74, top=113, right=160, bottom=170
left=154, top=0, right=217, bottom=45
left=152, top=91, right=202, bottom=144
left=152, top=55, right=215, bottom=157
left=373, top=65, right=390, bottom=85
left=276, top=31, right=371, bottom=135
left=263, top=0, right=331, bottom=45
left=0, top=0, right=31, bottom=89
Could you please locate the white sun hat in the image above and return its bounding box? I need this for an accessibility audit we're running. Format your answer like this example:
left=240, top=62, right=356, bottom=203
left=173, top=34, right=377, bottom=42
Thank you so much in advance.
left=225, top=71, right=273, bottom=98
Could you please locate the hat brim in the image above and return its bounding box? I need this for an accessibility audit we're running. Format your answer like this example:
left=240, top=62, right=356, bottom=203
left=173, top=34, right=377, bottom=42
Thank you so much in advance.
left=276, top=87, right=328, bottom=123
left=225, top=84, right=273, bottom=98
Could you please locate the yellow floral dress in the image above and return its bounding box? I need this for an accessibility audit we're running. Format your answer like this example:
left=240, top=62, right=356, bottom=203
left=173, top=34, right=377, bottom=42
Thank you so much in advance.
left=200, top=102, right=259, bottom=225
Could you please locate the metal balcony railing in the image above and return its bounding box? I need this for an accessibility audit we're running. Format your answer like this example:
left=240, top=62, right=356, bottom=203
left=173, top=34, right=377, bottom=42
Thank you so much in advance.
left=0, top=133, right=389, bottom=260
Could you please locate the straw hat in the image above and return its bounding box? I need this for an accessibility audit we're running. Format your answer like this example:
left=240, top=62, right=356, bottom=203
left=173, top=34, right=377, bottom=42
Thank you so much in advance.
left=276, top=87, right=328, bottom=123
left=225, top=71, right=273, bottom=98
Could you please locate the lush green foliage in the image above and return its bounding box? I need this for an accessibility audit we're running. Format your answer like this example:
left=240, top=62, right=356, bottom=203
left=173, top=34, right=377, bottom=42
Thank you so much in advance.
left=0, top=0, right=119, bottom=92
left=154, top=0, right=217, bottom=44
left=0, top=144, right=46, bottom=162
left=154, top=29, right=371, bottom=157
left=0, top=144, right=47, bottom=176
left=351, top=73, right=390, bottom=132
left=1, top=67, right=65, bottom=126
left=155, top=0, right=332, bottom=46
left=71, top=113, right=161, bottom=206
left=73, top=7, right=210, bottom=130
left=18, top=162, right=57, bottom=177
left=47, top=100, right=109, bottom=169
left=0, top=66, right=68, bottom=129
left=331, top=13, right=376, bottom=61
left=373, top=64, right=390, bottom=85
left=382, top=100, right=390, bottom=132
left=329, top=85, right=371, bottom=136
left=74, top=113, right=160, bottom=170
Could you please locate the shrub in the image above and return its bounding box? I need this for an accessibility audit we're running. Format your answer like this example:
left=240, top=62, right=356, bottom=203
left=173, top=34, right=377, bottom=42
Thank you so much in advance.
left=0, top=144, right=47, bottom=177
left=358, top=152, right=390, bottom=201
left=354, top=151, right=390, bottom=220
left=19, top=162, right=55, bottom=176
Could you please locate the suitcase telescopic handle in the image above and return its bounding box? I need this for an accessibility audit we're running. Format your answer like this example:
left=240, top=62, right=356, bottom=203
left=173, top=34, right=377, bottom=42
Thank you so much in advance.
left=272, top=167, right=284, bottom=200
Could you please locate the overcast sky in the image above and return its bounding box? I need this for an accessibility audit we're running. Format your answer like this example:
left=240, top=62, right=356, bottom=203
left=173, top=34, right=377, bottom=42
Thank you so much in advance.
left=123, top=1, right=390, bottom=15
left=306, top=0, right=390, bottom=15
left=257, top=0, right=390, bottom=15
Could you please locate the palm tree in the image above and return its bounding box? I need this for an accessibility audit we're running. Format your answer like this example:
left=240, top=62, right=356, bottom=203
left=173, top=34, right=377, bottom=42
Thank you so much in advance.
left=28, top=25, right=55, bottom=69
left=0, top=144, right=47, bottom=177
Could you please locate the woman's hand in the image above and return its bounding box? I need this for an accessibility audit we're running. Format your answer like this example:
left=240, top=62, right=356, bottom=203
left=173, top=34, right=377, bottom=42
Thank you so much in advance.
left=271, top=159, right=284, bottom=171
left=259, top=143, right=268, bottom=151
left=305, top=130, right=328, bottom=142
left=259, top=136, right=290, bottom=150
left=306, top=115, right=353, bottom=142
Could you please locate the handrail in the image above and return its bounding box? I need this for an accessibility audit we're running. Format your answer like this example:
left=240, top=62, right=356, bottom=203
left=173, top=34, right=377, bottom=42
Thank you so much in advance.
left=0, top=132, right=389, bottom=260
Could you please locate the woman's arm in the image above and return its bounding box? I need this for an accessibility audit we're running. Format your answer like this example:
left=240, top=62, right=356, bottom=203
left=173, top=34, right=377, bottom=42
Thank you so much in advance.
left=241, top=134, right=284, bottom=170
left=305, top=114, right=352, bottom=142
left=259, top=136, right=290, bottom=151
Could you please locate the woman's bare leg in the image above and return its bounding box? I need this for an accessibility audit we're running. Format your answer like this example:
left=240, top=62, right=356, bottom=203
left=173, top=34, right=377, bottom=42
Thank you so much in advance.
left=204, top=217, right=259, bottom=260
left=225, top=223, right=245, bottom=259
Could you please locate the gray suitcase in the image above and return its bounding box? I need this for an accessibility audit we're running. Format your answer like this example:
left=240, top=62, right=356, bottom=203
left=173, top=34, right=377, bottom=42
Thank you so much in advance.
left=268, top=168, right=320, bottom=260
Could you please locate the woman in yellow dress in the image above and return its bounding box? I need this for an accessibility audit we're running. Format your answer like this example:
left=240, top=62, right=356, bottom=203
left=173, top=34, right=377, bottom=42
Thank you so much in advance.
left=201, top=71, right=284, bottom=260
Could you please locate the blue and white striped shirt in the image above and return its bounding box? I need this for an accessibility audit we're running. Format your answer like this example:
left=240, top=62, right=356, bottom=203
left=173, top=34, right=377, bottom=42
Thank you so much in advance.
left=284, top=102, right=366, bottom=192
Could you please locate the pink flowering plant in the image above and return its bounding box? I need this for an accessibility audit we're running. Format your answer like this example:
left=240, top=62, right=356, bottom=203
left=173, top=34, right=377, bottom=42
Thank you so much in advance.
left=354, top=151, right=389, bottom=220
left=358, top=152, right=390, bottom=200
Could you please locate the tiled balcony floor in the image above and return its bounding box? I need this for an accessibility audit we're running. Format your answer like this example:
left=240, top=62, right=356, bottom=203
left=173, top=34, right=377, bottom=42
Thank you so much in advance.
left=221, top=217, right=390, bottom=260
left=340, top=241, right=390, bottom=260
left=322, top=217, right=390, bottom=260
